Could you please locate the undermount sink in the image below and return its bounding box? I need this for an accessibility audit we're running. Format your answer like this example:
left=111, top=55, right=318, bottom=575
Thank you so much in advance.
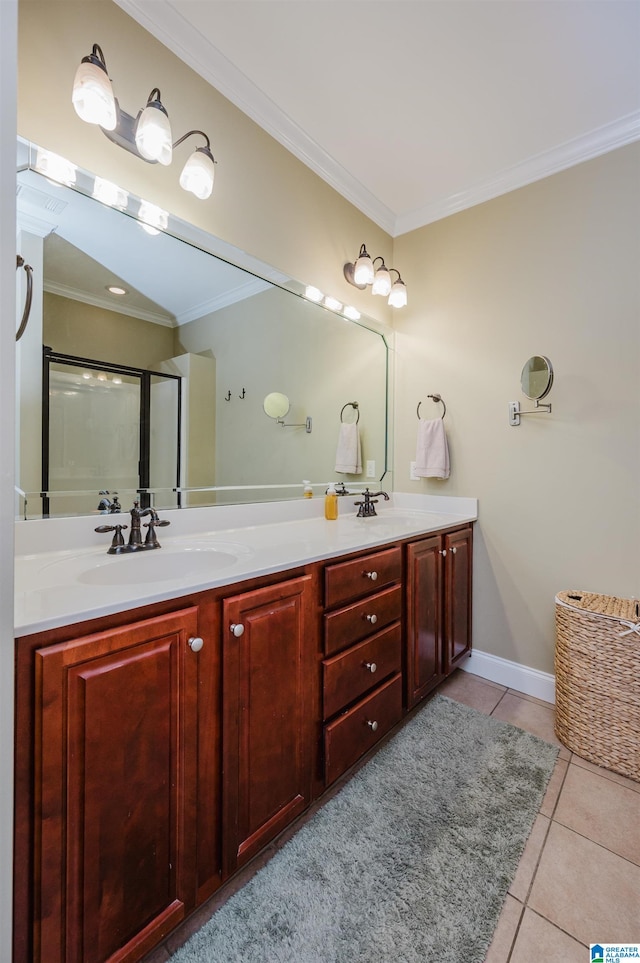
left=38, top=541, right=251, bottom=588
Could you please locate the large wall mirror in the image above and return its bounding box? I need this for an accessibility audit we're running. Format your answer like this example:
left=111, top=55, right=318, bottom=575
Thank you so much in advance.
left=16, top=140, right=391, bottom=519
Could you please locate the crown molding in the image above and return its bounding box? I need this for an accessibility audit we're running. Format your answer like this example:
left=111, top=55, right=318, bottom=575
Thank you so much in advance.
left=394, top=110, right=640, bottom=236
left=114, top=2, right=640, bottom=239
left=44, top=280, right=176, bottom=327
left=114, top=0, right=396, bottom=234
left=175, top=277, right=272, bottom=326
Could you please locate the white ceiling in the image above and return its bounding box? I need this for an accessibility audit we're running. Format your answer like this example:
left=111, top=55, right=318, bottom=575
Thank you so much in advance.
left=116, top=0, right=640, bottom=236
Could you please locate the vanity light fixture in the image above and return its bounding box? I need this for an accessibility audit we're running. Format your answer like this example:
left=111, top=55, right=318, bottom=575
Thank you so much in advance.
left=344, top=243, right=408, bottom=308
left=388, top=269, right=408, bottom=308
left=72, top=43, right=217, bottom=200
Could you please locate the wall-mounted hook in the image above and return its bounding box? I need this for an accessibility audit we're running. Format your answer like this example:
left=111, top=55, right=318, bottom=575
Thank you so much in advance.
left=239, top=388, right=246, bottom=400
left=224, top=390, right=231, bottom=402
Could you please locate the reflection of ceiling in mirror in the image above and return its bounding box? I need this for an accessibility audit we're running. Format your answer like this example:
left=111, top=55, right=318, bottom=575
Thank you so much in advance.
left=16, top=167, right=272, bottom=327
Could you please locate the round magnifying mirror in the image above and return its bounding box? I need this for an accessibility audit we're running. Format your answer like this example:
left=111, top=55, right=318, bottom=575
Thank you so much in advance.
left=263, top=392, right=290, bottom=420
left=520, top=356, right=553, bottom=400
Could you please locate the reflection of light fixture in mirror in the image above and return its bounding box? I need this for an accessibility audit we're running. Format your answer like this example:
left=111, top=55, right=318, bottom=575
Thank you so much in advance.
left=138, top=200, right=168, bottom=235
left=344, top=243, right=407, bottom=307
left=305, top=286, right=323, bottom=302
left=107, top=285, right=127, bottom=296
left=34, top=149, right=77, bottom=187
left=324, top=296, right=343, bottom=312
left=72, top=44, right=217, bottom=199
left=93, top=177, right=128, bottom=210
left=112, top=376, right=122, bottom=385
left=343, top=305, right=360, bottom=321
left=263, top=392, right=312, bottom=432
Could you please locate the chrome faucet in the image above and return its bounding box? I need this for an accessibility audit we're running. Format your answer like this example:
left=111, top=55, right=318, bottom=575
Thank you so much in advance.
left=354, top=488, right=390, bottom=518
left=95, top=500, right=170, bottom=554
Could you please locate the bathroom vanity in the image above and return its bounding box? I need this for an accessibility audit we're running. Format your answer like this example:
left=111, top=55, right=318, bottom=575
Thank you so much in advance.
left=13, top=496, right=475, bottom=963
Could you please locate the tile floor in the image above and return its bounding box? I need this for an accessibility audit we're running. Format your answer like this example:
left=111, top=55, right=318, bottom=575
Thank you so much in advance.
left=144, top=671, right=640, bottom=963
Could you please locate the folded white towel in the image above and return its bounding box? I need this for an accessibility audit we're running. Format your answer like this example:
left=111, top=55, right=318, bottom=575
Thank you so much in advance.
left=415, top=418, right=450, bottom=479
left=335, top=422, right=362, bottom=474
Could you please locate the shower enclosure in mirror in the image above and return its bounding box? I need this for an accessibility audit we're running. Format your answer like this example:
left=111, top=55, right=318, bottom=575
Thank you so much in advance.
left=43, top=350, right=181, bottom=516
left=16, top=140, right=391, bottom=518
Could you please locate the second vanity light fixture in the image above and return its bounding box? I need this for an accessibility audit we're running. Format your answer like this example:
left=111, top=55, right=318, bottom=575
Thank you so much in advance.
left=72, top=44, right=217, bottom=200
left=344, top=244, right=408, bottom=308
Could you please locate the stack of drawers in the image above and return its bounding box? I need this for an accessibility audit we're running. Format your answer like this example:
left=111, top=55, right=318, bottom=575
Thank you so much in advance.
left=322, top=545, right=404, bottom=785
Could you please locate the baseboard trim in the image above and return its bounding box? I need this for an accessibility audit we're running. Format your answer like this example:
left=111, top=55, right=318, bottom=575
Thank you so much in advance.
left=461, top=649, right=556, bottom=705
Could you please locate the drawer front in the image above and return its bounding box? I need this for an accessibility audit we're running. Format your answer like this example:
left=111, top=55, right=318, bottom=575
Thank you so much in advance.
left=324, top=584, right=403, bottom=657
left=323, top=623, right=402, bottom=720
left=325, top=546, right=402, bottom=609
left=324, top=674, right=403, bottom=786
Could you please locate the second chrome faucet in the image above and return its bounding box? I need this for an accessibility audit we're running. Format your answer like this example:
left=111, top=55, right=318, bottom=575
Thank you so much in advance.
left=95, top=500, right=170, bottom=554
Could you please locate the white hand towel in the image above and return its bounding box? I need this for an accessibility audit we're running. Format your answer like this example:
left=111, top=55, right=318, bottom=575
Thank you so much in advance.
left=335, top=422, right=362, bottom=474
left=415, top=418, right=450, bottom=479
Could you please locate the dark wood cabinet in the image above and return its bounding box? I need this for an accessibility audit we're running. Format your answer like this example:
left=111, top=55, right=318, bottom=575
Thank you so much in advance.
left=405, top=525, right=473, bottom=709
left=322, top=547, right=403, bottom=785
left=14, top=523, right=473, bottom=963
left=30, top=607, right=201, bottom=963
left=221, top=575, right=314, bottom=875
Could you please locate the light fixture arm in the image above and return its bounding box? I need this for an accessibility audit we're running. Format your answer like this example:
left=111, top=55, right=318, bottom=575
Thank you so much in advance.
left=172, top=129, right=215, bottom=162
left=84, top=43, right=109, bottom=73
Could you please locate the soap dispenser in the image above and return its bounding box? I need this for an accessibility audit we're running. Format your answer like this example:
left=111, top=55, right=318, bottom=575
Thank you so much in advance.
left=303, top=480, right=313, bottom=499
left=325, top=483, right=338, bottom=520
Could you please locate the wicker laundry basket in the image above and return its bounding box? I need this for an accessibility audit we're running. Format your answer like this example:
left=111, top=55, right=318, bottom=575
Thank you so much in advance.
left=555, top=591, right=640, bottom=782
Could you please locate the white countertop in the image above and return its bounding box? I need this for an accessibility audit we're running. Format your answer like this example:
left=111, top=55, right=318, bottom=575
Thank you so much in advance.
left=15, top=493, right=477, bottom=637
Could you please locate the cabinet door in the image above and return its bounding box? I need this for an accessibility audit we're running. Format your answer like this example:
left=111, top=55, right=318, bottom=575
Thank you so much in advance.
left=222, top=576, right=313, bottom=875
left=405, top=536, right=444, bottom=709
left=443, top=527, right=473, bottom=673
left=34, top=607, right=199, bottom=963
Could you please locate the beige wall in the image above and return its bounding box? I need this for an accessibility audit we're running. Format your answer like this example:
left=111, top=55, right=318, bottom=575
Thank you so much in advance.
left=44, top=292, right=176, bottom=366
left=18, top=0, right=392, bottom=325
left=393, top=144, right=640, bottom=675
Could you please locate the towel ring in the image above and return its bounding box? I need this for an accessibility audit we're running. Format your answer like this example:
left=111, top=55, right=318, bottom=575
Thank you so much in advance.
left=340, top=401, right=360, bottom=424
left=417, top=394, right=446, bottom=420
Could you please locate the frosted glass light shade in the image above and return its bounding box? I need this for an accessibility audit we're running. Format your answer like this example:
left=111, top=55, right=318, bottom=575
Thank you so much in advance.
left=353, top=251, right=374, bottom=286
left=72, top=60, right=117, bottom=130
left=135, top=104, right=173, bottom=165
left=179, top=148, right=215, bottom=199
left=388, top=279, right=408, bottom=308
left=372, top=265, right=392, bottom=296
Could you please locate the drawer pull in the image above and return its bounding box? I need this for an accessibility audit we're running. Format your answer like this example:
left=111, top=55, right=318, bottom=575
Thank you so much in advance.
left=188, top=636, right=204, bottom=652
left=365, top=570, right=378, bottom=581
left=449, top=546, right=457, bottom=554
left=365, top=613, right=378, bottom=624
left=364, top=662, right=378, bottom=673
left=367, top=720, right=379, bottom=732
left=230, top=623, right=245, bottom=637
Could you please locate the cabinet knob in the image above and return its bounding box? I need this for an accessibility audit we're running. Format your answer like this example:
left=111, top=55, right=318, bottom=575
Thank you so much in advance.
left=367, top=720, right=379, bottom=732
left=365, top=571, right=378, bottom=581
left=188, top=636, right=204, bottom=652
left=440, top=549, right=447, bottom=556
left=365, top=613, right=378, bottom=624
left=364, top=662, right=377, bottom=673
left=449, top=546, right=457, bottom=554
left=230, top=623, right=245, bottom=637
